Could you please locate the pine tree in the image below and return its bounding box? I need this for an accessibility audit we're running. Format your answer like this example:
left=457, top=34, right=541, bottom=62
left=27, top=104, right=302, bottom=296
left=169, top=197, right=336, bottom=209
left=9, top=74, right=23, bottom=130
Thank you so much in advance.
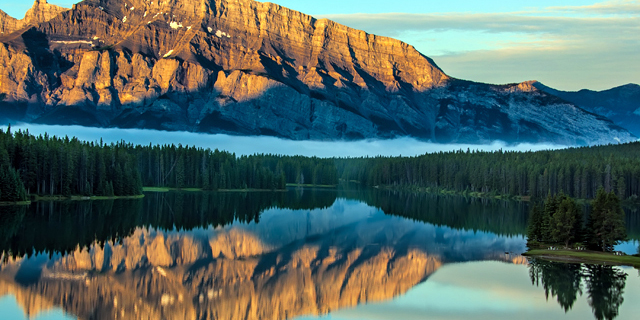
left=587, top=188, right=627, bottom=252
left=551, top=197, right=582, bottom=247
left=527, top=204, right=545, bottom=243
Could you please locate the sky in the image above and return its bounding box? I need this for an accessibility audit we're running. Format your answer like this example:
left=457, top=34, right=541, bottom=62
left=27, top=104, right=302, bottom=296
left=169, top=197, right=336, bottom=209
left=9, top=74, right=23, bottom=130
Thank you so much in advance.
left=0, top=0, right=638, bottom=90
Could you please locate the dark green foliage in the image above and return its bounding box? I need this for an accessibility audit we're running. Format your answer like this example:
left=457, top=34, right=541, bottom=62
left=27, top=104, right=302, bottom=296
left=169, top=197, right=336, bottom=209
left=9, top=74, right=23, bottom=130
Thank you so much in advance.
left=0, top=129, right=340, bottom=199
left=0, top=165, right=27, bottom=202
left=0, top=128, right=142, bottom=198
left=586, top=189, right=627, bottom=252
left=337, top=142, right=640, bottom=200
left=527, top=204, right=545, bottom=242
left=552, top=197, right=583, bottom=247
left=527, top=193, right=584, bottom=247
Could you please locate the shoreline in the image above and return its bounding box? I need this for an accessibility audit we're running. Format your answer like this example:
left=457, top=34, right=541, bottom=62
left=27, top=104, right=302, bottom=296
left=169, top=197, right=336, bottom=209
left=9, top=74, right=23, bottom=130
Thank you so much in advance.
left=373, top=185, right=640, bottom=209
left=523, top=249, right=640, bottom=268
left=142, top=187, right=288, bottom=193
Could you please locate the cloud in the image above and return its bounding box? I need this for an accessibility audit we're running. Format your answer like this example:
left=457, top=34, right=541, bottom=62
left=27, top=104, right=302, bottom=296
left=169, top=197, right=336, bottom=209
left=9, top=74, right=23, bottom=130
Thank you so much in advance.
left=4, top=124, right=569, bottom=158
left=320, top=12, right=639, bottom=39
left=549, top=0, right=640, bottom=15
left=319, top=2, right=640, bottom=90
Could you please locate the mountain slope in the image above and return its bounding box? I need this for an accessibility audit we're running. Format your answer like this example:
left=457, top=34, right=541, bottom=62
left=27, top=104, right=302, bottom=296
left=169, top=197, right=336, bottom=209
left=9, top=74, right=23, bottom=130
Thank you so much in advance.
left=0, top=0, right=634, bottom=145
left=0, top=0, right=67, bottom=34
left=534, top=82, right=640, bottom=137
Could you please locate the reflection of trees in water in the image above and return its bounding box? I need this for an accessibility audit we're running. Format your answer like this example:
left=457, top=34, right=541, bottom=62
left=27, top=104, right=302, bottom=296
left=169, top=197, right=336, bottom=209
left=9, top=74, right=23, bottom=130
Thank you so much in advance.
left=1, top=188, right=530, bottom=261
left=0, top=190, right=338, bottom=259
left=528, top=259, right=628, bottom=320
left=584, top=264, right=628, bottom=320
left=529, top=259, right=583, bottom=312
left=344, top=188, right=530, bottom=236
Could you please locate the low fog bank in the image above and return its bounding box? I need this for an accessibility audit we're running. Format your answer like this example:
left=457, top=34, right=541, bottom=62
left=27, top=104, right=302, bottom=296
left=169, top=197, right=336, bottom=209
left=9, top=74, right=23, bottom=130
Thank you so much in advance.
left=3, top=124, right=570, bottom=158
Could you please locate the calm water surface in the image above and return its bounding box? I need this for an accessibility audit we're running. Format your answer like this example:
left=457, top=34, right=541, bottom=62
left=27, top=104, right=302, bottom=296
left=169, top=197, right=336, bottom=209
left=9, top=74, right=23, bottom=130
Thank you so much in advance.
left=0, top=188, right=638, bottom=320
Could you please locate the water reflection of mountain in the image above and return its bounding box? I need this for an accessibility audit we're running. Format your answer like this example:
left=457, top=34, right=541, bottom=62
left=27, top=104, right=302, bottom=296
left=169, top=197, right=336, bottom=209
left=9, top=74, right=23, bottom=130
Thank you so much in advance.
left=0, top=191, right=528, bottom=320
left=0, top=189, right=531, bottom=259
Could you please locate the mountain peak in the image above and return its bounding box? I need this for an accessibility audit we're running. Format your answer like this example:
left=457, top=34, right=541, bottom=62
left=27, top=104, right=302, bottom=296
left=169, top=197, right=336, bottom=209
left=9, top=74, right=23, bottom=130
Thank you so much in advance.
left=0, top=0, right=66, bottom=34
left=0, top=0, right=634, bottom=145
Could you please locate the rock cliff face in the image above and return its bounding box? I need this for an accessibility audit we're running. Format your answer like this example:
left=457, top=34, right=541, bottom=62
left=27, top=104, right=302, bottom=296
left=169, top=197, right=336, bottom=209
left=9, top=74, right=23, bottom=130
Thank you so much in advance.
left=0, top=0, right=67, bottom=34
left=0, top=0, right=634, bottom=144
left=533, top=82, right=640, bottom=137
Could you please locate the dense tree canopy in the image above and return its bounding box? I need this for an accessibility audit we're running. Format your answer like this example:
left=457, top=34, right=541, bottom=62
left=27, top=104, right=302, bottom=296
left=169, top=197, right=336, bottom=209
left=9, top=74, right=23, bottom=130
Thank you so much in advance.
left=337, top=142, right=640, bottom=200
left=0, top=128, right=339, bottom=201
left=3, top=126, right=640, bottom=203
left=586, top=189, right=627, bottom=252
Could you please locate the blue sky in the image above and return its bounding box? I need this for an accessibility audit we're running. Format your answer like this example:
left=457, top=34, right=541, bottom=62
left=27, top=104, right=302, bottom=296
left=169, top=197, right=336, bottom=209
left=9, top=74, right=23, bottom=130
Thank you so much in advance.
left=1, top=0, right=638, bottom=90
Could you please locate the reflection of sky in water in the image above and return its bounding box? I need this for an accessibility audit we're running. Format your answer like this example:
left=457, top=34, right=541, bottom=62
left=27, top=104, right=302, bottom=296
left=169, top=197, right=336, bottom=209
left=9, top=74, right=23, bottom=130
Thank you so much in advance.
left=616, top=240, right=639, bottom=255
left=0, top=295, right=73, bottom=320
left=299, top=261, right=640, bottom=320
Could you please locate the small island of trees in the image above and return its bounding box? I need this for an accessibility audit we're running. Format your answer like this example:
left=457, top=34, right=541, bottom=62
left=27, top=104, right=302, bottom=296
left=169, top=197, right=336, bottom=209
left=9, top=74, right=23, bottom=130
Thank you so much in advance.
left=527, top=188, right=627, bottom=252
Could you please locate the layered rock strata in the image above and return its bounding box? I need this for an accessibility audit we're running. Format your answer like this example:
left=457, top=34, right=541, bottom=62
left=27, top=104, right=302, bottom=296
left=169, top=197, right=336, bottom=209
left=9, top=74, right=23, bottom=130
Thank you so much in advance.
left=0, top=0, right=633, bottom=144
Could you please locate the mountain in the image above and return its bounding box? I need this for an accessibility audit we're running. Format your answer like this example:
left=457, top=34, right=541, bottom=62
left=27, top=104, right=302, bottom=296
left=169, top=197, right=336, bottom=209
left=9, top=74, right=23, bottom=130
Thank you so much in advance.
left=0, top=0, right=634, bottom=145
left=533, top=82, right=640, bottom=137
left=0, top=0, right=67, bottom=34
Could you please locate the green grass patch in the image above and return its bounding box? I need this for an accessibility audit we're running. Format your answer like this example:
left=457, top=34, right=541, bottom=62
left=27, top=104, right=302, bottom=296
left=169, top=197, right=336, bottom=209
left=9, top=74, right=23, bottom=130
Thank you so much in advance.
left=0, top=200, right=31, bottom=206
left=286, top=183, right=337, bottom=188
left=32, top=194, right=144, bottom=201
left=143, top=187, right=203, bottom=192
left=142, top=187, right=171, bottom=192
left=143, top=187, right=286, bottom=193
left=523, top=249, right=640, bottom=268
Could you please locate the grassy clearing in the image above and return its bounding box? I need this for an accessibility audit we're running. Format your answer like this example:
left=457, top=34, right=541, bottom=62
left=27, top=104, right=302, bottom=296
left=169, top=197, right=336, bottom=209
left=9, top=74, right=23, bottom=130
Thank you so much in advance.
left=523, top=249, right=640, bottom=268
left=143, top=187, right=286, bottom=193
left=0, top=201, right=31, bottom=206
left=286, top=184, right=337, bottom=188
left=142, top=187, right=203, bottom=192
left=32, top=195, right=144, bottom=201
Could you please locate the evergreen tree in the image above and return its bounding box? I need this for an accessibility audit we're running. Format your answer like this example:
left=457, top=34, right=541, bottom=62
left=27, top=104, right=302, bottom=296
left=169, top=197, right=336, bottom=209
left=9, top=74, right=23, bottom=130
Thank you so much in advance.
left=527, top=204, right=545, bottom=242
left=551, top=197, right=583, bottom=247
left=586, top=189, right=627, bottom=252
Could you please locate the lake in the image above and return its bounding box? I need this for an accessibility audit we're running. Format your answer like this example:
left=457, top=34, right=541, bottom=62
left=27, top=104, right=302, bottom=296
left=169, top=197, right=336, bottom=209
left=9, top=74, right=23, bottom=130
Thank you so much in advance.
left=0, top=188, right=639, bottom=320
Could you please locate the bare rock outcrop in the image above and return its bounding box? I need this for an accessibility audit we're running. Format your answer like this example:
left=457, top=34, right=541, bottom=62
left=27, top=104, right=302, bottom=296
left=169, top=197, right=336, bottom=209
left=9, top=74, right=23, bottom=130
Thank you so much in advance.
left=0, top=0, right=67, bottom=34
left=0, top=0, right=634, bottom=144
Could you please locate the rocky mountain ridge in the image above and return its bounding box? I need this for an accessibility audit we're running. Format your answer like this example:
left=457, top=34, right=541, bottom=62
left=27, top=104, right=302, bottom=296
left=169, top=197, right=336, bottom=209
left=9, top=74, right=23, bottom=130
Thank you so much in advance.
left=0, top=0, right=67, bottom=34
left=0, top=0, right=635, bottom=145
left=533, top=82, right=640, bottom=137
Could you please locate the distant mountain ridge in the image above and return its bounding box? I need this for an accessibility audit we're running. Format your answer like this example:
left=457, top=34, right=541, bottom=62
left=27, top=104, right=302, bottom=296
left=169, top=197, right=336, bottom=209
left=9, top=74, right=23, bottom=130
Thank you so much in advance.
left=533, top=82, right=640, bottom=137
left=0, top=0, right=635, bottom=145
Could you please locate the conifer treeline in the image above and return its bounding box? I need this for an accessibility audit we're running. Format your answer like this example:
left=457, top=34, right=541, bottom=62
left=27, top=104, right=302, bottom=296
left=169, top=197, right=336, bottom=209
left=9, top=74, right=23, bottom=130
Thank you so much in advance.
left=1, top=128, right=142, bottom=201
left=0, top=128, right=339, bottom=202
left=3, top=126, right=640, bottom=203
left=337, top=142, right=640, bottom=200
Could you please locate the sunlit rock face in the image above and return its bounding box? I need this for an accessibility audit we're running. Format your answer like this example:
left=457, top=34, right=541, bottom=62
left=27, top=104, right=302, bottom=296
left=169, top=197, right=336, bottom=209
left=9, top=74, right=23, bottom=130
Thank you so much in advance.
left=0, top=0, right=633, bottom=144
left=0, top=0, right=67, bottom=34
left=0, top=199, right=527, bottom=320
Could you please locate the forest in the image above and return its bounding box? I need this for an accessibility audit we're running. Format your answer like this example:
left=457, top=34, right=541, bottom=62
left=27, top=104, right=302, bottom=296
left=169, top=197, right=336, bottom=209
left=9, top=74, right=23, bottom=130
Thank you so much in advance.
left=336, top=142, right=640, bottom=200
left=2, top=126, right=640, bottom=203
left=527, top=189, right=627, bottom=251
left=0, top=127, right=338, bottom=202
